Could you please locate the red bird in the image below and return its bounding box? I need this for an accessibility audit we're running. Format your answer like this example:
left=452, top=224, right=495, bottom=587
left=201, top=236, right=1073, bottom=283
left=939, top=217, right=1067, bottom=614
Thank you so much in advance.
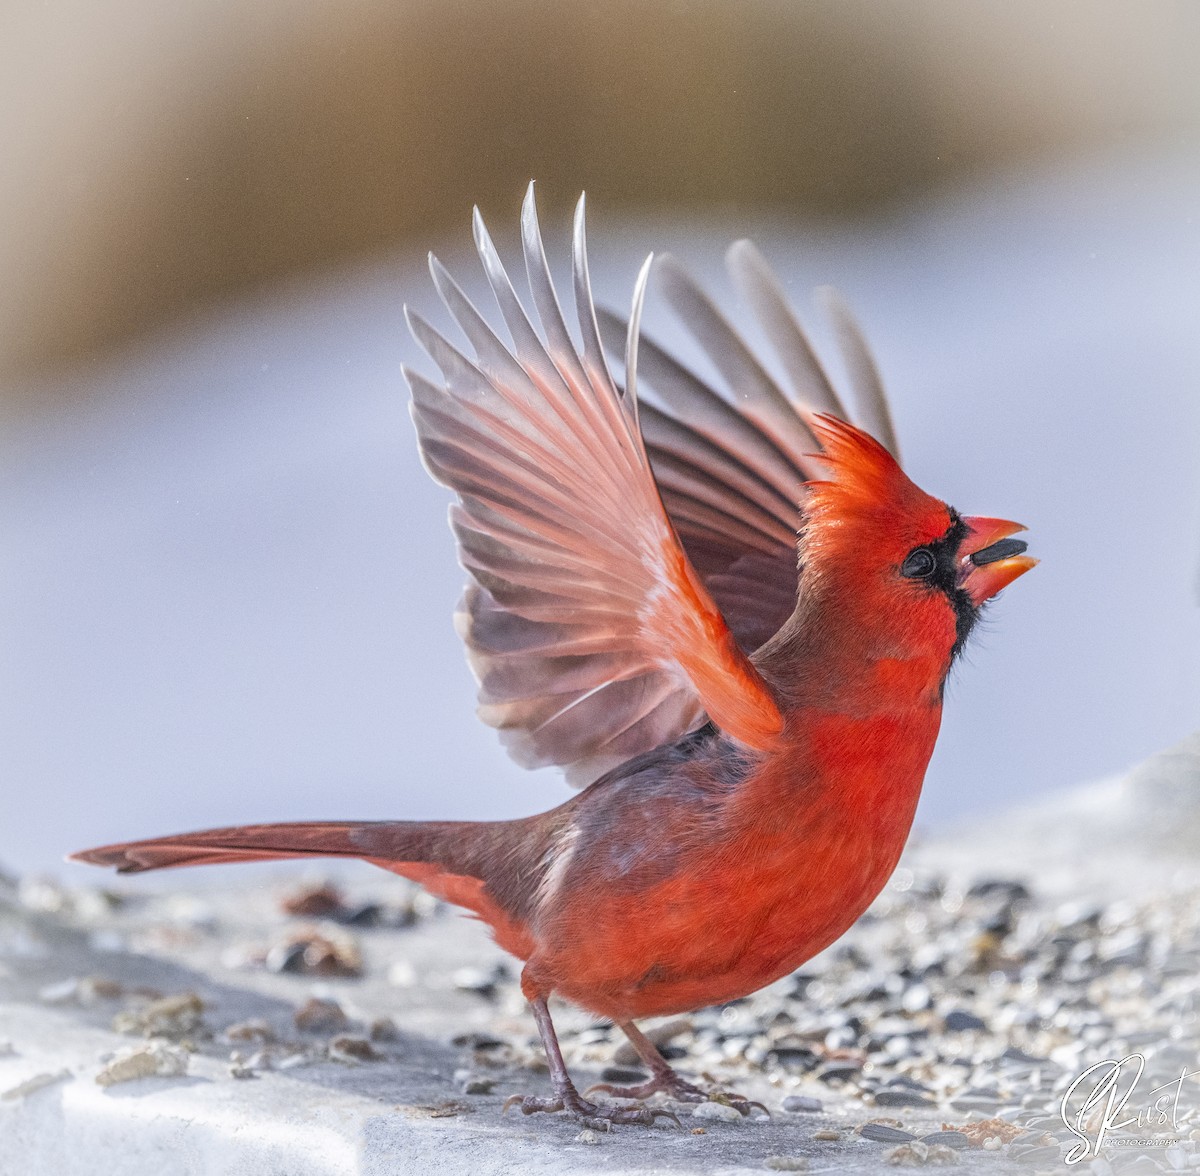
left=74, top=187, right=1035, bottom=1129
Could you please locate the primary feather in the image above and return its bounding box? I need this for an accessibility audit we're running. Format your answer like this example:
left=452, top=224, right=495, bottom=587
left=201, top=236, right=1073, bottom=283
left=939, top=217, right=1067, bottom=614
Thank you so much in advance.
left=406, top=185, right=785, bottom=785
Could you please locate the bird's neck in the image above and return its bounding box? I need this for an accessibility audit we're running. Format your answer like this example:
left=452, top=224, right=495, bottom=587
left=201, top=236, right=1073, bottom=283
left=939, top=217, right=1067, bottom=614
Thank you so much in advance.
left=752, top=578, right=953, bottom=717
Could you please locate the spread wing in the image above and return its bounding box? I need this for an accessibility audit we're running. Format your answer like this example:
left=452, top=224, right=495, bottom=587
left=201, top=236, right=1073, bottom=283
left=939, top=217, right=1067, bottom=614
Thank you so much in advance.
left=598, top=243, right=899, bottom=653
left=405, top=187, right=783, bottom=784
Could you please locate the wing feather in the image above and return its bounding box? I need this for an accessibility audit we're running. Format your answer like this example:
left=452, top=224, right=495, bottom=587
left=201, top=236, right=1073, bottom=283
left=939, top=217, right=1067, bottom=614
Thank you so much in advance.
left=725, top=239, right=847, bottom=418
left=407, top=187, right=783, bottom=782
left=654, top=254, right=821, bottom=464
left=817, top=286, right=900, bottom=460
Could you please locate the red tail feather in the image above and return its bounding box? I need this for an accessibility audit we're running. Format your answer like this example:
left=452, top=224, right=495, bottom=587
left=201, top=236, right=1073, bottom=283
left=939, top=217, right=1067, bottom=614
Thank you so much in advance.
left=71, top=821, right=375, bottom=874
left=71, top=818, right=543, bottom=960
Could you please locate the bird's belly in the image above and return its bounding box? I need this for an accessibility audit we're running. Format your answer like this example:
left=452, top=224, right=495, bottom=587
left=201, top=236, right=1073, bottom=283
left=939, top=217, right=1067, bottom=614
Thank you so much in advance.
left=538, top=826, right=905, bottom=1021
left=530, top=713, right=935, bottom=1022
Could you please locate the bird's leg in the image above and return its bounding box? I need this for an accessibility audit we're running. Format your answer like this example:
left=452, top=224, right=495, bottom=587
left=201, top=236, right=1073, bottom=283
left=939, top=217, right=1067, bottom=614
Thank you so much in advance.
left=585, top=1020, right=768, bottom=1117
left=503, top=997, right=679, bottom=1130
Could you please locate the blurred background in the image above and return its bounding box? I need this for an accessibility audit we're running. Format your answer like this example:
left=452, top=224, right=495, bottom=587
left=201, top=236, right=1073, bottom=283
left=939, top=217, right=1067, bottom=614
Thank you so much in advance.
left=2, top=0, right=1198, bottom=874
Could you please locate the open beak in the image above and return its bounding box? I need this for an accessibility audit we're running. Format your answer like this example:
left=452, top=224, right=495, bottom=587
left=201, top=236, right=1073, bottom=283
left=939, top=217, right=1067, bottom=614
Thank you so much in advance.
left=958, top=516, right=1038, bottom=606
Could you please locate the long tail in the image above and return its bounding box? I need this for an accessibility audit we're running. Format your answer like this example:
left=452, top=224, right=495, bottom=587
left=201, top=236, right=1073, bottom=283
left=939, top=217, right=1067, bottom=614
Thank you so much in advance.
left=71, top=821, right=401, bottom=874
left=71, top=818, right=546, bottom=959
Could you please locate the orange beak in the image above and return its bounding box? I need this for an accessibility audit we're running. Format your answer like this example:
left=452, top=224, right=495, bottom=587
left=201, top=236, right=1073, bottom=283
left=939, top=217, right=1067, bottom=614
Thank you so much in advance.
left=958, top=516, right=1038, bottom=606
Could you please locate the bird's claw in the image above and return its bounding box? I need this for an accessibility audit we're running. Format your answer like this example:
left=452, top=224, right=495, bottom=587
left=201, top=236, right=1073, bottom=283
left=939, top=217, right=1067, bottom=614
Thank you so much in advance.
left=584, top=1073, right=768, bottom=1118
left=503, top=1090, right=679, bottom=1129
left=584, top=1074, right=705, bottom=1102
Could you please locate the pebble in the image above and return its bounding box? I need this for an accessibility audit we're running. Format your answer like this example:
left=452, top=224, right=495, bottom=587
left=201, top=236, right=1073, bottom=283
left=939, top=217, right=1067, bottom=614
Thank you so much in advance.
left=450, top=1031, right=506, bottom=1050
left=874, top=1089, right=935, bottom=1108
left=816, top=1061, right=861, bottom=1083
left=768, top=1046, right=820, bottom=1071
left=763, top=1158, right=809, bottom=1172
left=265, top=929, right=362, bottom=977
left=611, top=1017, right=692, bottom=1065
left=224, top=1019, right=275, bottom=1044
left=949, top=1095, right=1000, bottom=1113
left=901, top=984, right=933, bottom=1013
left=693, top=1100, right=744, bottom=1122
left=226, top=1046, right=270, bottom=1075
left=369, top=1017, right=401, bottom=1042
left=781, top=1094, right=823, bottom=1113
left=452, top=964, right=508, bottom=999
left=599, top=1066, right=647, bottom=1084
left=453, top=1069, right=495, bottom=1094
left=941, top=1010, right=986, bottom=1032
left=38, top=978, right=83, bottom=1005
left=279, top=882, right=347, bottom=918
left=294, top=997, right=348, bottom=1034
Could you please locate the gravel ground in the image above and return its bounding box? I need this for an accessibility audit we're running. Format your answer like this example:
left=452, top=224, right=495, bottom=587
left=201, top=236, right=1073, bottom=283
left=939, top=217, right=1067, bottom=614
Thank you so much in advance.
left=2, top=738, right=1200, bottom=1174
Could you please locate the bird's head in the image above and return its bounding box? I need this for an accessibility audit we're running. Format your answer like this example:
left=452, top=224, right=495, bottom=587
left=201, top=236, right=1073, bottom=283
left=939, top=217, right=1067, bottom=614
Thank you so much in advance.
left=797, top=415, right=1036, bottom=669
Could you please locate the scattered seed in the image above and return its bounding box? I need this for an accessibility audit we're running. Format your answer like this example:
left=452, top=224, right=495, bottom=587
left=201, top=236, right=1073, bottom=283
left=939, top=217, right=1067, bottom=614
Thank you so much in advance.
left=96, top=1043, right=189, bottom=1087
left=112, top=992, right=204, bottom=1039
left=919, top=1131, right=970, bottom=1149
left=861, top=1123, right=919, bottom=1142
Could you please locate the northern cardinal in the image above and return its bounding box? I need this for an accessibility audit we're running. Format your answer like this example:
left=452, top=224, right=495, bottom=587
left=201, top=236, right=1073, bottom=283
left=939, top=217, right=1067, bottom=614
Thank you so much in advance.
left=74, top=186, right=1035, bottom=1129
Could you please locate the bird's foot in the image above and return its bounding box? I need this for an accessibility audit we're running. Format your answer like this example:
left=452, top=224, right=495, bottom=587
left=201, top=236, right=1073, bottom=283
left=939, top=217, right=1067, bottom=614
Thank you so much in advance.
left=585, top=1070, right=768, bottom=1118
left=503, top=1088, right=680, bottom=1130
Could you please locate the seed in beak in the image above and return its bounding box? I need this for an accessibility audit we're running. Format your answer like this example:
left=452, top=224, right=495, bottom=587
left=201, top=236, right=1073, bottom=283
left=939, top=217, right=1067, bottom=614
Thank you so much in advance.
left=970, top=537, right=1029, bottom=567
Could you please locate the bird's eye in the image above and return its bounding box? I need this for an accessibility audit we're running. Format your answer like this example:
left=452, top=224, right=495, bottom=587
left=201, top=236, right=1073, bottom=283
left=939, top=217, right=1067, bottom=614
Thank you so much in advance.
left=901, top=547, right=937, bottom=579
